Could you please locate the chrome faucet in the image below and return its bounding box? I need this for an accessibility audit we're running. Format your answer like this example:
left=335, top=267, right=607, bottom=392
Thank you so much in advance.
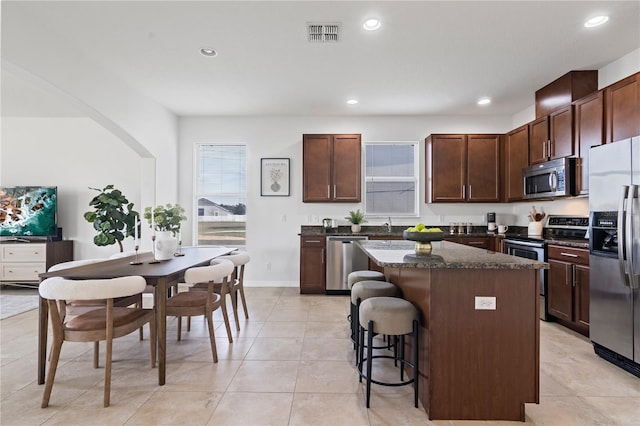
left=383, top=217, right=392, bottom=233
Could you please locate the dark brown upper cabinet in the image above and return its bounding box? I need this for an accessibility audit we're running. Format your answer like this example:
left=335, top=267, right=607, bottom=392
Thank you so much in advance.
left=302, top=134, right=361, bottom=203
left=426, top=134, right=501, bottom=203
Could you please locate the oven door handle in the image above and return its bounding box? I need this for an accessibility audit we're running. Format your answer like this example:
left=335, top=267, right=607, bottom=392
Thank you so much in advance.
left=504, top=239, right=545, bottom=248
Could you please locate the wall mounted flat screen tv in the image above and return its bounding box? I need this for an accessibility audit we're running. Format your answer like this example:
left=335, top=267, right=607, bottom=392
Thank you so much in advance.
left=0, top=186, right=58, bottom=237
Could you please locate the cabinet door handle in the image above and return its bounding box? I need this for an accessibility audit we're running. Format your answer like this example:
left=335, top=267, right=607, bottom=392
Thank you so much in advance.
left=327, top=185, right=330, bottom=199
left=462, top=185, right=466, bottom=199
left=306, top=240, right=321, bottom=243
left=572, top=264, right=577, bottom=287
left=333, top=185, right=336, bottom=199
left=565, top=264, right=570, bottom=285
left=542, top=142, right=546, bottom=159
left=560, top=252, right=578, bottom=258
left=321, top=248, right=325, bottom=264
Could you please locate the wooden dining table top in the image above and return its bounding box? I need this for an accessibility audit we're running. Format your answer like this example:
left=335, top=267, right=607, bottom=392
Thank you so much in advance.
left=40, top=247, right=235, bottom=282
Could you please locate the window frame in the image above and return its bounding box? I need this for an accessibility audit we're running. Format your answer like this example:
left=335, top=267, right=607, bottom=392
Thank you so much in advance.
left=193, top=142, right=248, bottom=247
left=363, top=141, right=420, bottom=218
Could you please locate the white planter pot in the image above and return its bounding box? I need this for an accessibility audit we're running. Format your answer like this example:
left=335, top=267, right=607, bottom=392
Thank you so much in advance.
left=155, top=230, right=178, bottom=260
left=351, top=224, right=362, bottom=233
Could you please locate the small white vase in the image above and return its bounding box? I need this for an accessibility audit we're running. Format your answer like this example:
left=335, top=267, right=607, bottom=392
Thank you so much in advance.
left=155, top=230, right=178, bottom=260
left=351, top=224, right=361, bottom=233
left=528, top=221, right=543, bottom=236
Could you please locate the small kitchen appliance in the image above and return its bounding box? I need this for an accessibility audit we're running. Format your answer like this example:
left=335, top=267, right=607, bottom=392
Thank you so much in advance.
left=487, top=212, right=496, bottom=232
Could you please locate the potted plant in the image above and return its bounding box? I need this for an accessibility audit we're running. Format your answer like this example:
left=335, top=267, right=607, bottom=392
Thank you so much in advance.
left=144, top=204, right=187, bottom=260
left=83, top=185, right=139, bottom=252
left=345, top=209, right=367, bottom=233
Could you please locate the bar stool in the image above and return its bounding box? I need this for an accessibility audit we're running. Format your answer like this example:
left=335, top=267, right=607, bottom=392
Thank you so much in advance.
left=358, top=296, right=419, bottom=408
left=350, top=280, right=398, bottom=360
left=347, top=270, right=385, bottom=289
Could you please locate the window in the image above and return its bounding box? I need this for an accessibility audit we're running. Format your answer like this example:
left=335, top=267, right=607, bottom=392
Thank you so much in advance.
left=364, top=142, right=418, bottom=216
left=195, top=144, right=247, bottom=246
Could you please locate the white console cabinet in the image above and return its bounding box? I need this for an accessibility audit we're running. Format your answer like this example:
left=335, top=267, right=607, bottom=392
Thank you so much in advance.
left=0, top=241, right=73, bottom=286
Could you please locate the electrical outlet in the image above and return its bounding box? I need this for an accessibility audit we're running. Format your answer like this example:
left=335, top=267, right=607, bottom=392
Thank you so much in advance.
left=474, top=296, right=496, bottom=310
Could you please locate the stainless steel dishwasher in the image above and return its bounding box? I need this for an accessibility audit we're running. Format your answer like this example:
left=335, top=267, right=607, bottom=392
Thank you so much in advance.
left=326, top=235, right=369, bottom=293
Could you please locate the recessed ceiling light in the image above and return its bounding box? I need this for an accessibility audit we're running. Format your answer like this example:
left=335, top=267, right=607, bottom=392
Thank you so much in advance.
left=200, top=48, right=218, bottom=57
left=477, top=97, right=491, bottom=106
left=584, top=15, right=609, bottom=28
left=363, top=18, right=381, bottom=31
left=346, top=99, right=359, bottom=105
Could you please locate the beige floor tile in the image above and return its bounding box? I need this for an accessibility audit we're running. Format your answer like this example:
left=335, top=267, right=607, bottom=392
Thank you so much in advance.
left=126, top=389, right=223, bottom=425
left=289, top=393, right=369, bottom=426
left=305, top=320, right=352, bottom=339
left=207, top=392, right=293, bottom=426
left=582, top=396, right=640, bottom=425
left=161, top=360, right=243, bottom=392
left=295, top=360, right=361, bottom=394
left=227, top=360, right=299, bottom=392
left=244, top=337, right=303, bottom=360
left=301, top=337, right=354, bottom=362
left=3, top=287, right=640, bottom=426
left=258, top=321, right=307, bottom=338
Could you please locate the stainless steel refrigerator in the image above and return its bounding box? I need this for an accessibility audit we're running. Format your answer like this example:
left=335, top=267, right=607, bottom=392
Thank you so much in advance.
left=589, top=136, right=640, bottom=377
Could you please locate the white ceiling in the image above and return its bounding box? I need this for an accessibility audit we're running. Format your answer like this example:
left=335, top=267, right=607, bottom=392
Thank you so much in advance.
left=2, top=1, right=639, bottom=118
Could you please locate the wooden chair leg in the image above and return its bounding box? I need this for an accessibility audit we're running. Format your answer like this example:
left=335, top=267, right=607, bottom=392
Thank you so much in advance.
left=177, top=317, right=182, bottom=341
left=41, top=338, right=63, bottom=408
left=206, top=311, right=218, bottom=363
left=229, top=288, right=240, bottom=331
left=137, top=299, right=144, bottom=341
left=221, top=300, right=233, bottom=343
left=187, top=316, right=191, bottom=331
left=93, top=342, right=100, bottom=368
left=239, top=286, right=249, bottom=319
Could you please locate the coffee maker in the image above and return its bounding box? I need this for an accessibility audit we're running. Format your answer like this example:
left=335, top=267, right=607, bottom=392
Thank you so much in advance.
left=487, top=212, right=497, bottom=232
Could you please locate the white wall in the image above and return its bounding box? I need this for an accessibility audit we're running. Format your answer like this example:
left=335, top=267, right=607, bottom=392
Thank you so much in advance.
left=1, top=117, right=144, bottom=259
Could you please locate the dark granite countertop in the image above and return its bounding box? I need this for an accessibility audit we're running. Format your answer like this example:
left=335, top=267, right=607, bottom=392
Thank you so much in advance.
left=358, top=240, right=549, bottom=270
left=300, top=226, right=590, bottom=249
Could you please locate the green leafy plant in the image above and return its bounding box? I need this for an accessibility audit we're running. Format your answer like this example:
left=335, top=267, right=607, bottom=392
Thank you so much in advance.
left=144, top=204, right=187, bottom=236
left=345, top=209, right=367, bottom=225
left=83, top=185, right=139, bottom=252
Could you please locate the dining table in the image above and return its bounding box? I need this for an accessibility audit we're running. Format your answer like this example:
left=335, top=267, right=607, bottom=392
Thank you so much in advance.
left=37, top=246, right=235, bottom=386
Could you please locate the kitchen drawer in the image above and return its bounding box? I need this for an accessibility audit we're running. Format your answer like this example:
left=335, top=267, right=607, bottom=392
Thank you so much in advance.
left=301, top=236, right=326, bottom=248
left=1, top=243, right=46, bottom=262
left=547, top=245, right=589, bottom=265
left=1, top=263, right=46, bottom=281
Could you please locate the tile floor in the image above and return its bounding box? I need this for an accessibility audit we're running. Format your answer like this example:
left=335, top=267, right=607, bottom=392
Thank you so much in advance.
left=1, top=286, right=639, bottom=425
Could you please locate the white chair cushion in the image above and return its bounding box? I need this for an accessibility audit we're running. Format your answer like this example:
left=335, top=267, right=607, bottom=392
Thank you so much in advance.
left=213, top=251, right=250, bottom=266
left=39, top=276, right=147, bottom=301
left=184, top=259, right=234, bottom=284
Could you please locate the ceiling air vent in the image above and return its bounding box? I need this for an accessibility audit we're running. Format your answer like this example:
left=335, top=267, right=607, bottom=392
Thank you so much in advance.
left=307, top=23, right=340, bottom=43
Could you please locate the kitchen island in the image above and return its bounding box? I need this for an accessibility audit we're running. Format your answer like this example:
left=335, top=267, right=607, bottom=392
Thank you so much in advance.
left=358, top=239, right=548, bottom=421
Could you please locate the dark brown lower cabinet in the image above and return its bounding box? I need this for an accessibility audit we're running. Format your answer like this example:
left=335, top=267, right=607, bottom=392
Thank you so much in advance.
left=299, top=236, right=325, bottom=294
left=547, top=245, right=589, bottom=336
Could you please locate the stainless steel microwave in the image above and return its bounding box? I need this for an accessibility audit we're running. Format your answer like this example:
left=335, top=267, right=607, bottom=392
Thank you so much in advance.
left=523, top=157, right=576, bottom=199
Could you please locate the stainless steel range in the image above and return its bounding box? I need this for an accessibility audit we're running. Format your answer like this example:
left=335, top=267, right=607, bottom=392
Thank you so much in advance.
left=503, top=216, right=589, bottom=321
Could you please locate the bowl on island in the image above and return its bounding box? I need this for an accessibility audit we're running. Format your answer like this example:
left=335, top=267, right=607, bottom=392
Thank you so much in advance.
left=403, top=229, right=445, bottom=255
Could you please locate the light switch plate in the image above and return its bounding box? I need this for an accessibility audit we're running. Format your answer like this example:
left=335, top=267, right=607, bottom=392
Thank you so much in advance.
left=475, top=296, right=496, bottom=310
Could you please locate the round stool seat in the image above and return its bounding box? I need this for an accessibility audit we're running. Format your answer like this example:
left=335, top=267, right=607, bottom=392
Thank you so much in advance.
left=350, top=280, right=397, bottom=305
left=347, top=270, right=385, bottom=289
left=359, top=297, right=418, bottom=336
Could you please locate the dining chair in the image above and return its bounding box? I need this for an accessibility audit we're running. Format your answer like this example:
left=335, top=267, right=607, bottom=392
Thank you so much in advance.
left=166, top=258, right=235, bottom=362
left=187, top=251, right=250, bottom=332
left=39, top=275, right=156, bottom=408
left=48, top=259, right=145, bottom=366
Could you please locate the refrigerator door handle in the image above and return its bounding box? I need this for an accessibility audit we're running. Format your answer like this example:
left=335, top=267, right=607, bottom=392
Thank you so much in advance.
left=618, top=185, right=631, bottom=287
left=627, top=184, right=639, bottom=289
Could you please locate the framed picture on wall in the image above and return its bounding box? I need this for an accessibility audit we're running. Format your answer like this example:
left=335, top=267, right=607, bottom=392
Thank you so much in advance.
left=261, top=158, right=290, bottom=196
